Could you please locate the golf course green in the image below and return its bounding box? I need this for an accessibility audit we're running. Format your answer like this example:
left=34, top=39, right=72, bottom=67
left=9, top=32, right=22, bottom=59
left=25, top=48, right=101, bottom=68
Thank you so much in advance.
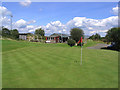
left=1, top=40, right=118, bottom=88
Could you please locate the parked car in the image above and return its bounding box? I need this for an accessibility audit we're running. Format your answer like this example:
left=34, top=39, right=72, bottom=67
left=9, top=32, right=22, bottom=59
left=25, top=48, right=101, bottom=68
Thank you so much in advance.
left=107, top=42, right=115, bottom=48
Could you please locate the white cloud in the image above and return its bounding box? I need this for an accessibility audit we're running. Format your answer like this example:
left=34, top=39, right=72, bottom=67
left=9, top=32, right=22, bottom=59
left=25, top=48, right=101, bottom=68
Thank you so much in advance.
left=21, top=15, right=117, bottom=36
left=27, top=20, right=36, bottom=24
left=19, top=0, right=31, bottom=7
left=2, top=15, right=118, bottom=36
left=112, top=5, right=118, bottom=15
left=66, top=16, right=118, bottom=35
left=101, top=16, right=118, bottom=26
left=0, top=6, right=12, bottom=30
left=0, top=17, right=10, bottom=25
left=15, top=19, right=27, bottom=28
left=13, top=19, right=36, bottom=33
left=88, top=27, right=93, bottom=30
left=98, top=30, right=108, bottom=33
left=0, top=6, right=12, bottom=16
left=14, top=19, right=36, bottom=29
left=90, top=31, right=96, bottom=34
left=42, top=21, right=67, bottom=35
left=27, top=25, right=34, bottom=29
left=27, top=25, right=35, bottom=33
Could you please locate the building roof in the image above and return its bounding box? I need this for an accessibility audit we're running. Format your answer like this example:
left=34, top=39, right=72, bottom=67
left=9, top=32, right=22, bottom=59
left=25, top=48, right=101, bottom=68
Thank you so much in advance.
left=19, top=33, right=27, bottom=35
left=19, top=33, right=32, bottom=35
left=49, top=33, right=69, bottom=37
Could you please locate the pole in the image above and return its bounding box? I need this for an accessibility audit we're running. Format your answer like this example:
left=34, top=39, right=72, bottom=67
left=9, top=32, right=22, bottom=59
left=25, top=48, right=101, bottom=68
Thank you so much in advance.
left=10, top=15, right=13, bottom=30
left=80, top=37, right=82, bottom=65
left=61, top=33, right=62, bottom=43
left=0, top=1, right=2, bottom=90
left=0, top=2, right=3, bottom=38
left=81, top=42, right=82, bottom=65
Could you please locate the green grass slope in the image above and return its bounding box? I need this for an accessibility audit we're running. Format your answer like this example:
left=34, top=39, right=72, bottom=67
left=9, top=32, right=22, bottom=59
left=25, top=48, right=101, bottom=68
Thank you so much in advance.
left=2, top=40, right=118, bottom=88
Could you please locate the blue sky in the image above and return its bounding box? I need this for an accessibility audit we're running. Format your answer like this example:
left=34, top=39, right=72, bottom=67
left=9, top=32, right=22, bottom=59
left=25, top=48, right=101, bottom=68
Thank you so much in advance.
left=1, top=2, right=118, bottom=36
left=3, top=2, right=117, bottom=25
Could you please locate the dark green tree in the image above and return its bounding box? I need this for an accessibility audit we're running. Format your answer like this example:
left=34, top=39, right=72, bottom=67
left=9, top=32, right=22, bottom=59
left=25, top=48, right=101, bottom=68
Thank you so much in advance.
left=89, top=33, right=101, bottom=40
left=94, top=33, right=101, bottom=40
left=0, top=30, right=2, bottom=36
left=105, top=27, right=120, bottom=50
left=70, top=28, right=84, bottom=42
left=2, top=28, right=11, bottom=38
left=35, top=28, right=45, bottom=36
left=10, top=29, right=19, bottom=39
left=89, top=35, right=95, bottom=40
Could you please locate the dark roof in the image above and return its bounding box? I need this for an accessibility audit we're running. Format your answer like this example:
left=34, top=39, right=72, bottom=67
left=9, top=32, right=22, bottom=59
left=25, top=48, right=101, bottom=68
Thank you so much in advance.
left=19, top=33, right=27, bottom=35
left=50, top=33, right=69, bottom=37
left=19, top=33, right=32, bottom=35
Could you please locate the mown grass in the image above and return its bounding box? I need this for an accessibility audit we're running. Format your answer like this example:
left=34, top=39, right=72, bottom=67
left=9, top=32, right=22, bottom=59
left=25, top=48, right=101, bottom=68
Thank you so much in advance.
left=83, top=39, right=104, bottom=48
left=2, top=40, right=118, bottom=88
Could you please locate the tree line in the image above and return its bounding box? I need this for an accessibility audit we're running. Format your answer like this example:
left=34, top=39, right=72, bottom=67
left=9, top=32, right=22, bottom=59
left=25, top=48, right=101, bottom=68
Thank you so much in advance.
left=1, top=27, right=45, bottom=40
left=1, top=27, right=19, bottom=40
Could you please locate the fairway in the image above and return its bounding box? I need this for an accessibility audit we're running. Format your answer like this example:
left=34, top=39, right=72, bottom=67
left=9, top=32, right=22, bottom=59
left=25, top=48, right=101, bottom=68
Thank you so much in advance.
left=2, top=40, right=118, bottom=88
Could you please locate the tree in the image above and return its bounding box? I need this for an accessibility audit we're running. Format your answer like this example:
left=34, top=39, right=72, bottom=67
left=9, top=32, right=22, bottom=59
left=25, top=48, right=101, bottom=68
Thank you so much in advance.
left=70, top=28, right=84, bottom=42
left=10, top=29, right=19, bottom=39
left=35, top=28, right=45, bottom=36
left=89, top=35, right=95, bottom=40
left=94, top=33, right=101, bottom=40
left=2, top=28, right=11, bottom=38
left=67, top=39, right=76, bottom=47
left=89, top=33, right=101, bottom=40
left=105, top=27, right=120, bottom=50
left=0, top=30, right=2, bottom=36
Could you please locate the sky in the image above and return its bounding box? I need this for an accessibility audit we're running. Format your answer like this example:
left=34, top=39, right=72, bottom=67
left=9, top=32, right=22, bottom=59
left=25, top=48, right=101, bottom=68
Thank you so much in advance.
left=0, top=0, right=119, bottom=36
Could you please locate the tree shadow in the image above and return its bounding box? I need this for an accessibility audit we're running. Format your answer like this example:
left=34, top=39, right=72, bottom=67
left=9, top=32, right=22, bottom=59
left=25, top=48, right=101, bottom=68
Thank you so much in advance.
left=101, top=47, right=120, bottom=52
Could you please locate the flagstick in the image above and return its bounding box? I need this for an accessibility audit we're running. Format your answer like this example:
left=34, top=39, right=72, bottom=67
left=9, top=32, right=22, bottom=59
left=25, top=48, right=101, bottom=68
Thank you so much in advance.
left=81, top=42, right=82, bottom=65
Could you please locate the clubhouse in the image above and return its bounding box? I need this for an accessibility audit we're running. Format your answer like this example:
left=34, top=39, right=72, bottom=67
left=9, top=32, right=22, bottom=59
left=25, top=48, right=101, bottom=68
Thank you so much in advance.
left=46, top=33, right=70, bottom=43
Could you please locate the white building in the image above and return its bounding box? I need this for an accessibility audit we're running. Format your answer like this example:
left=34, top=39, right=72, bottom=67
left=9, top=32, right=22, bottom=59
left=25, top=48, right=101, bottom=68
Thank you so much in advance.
left=19, top=33, right=27, bottom=40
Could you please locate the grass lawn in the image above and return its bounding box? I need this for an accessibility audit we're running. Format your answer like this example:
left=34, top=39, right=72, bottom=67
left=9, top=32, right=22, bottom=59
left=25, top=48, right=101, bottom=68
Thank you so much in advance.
left=1, top=40, right=118, bottom=88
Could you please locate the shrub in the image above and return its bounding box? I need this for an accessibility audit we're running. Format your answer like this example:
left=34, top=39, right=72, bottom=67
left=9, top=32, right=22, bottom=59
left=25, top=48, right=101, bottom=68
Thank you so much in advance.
left=67, top=39, right=76, bottom=47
